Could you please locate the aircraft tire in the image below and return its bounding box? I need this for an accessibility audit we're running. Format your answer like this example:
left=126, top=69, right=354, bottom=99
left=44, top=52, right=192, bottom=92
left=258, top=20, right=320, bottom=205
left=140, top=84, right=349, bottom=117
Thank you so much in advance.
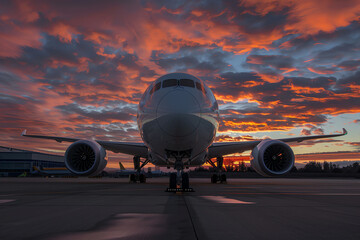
left=129, top=174, right=136, bottom=183
left=182, top=172, right=190, bottom=189
left=169, top=173, right=177, bottom=188
left=220, top=174, right=227, bottom=183
left=139, top=174, right=146, bottom=183
left=211, top=174, right=218, bottom=183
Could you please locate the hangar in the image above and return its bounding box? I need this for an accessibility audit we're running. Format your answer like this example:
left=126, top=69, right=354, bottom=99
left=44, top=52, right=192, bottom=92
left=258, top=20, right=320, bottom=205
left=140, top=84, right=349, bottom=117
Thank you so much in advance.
left=0, top=146, right=65, bottom=177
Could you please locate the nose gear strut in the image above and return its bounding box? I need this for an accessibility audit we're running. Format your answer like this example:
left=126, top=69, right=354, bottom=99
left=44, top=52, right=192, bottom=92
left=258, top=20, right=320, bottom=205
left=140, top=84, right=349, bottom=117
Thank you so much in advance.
left=166, top=152, right=194, bottom=192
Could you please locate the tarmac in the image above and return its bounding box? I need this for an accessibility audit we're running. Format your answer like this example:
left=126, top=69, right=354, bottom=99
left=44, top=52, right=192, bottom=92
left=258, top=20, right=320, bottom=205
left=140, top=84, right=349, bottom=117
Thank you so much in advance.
left=0, top=177, right=359, bottom=240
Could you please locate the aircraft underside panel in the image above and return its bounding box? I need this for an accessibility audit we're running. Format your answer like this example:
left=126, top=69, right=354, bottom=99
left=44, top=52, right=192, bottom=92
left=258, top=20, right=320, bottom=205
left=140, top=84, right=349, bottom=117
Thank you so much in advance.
left=141, top=113, right=215, bottom=166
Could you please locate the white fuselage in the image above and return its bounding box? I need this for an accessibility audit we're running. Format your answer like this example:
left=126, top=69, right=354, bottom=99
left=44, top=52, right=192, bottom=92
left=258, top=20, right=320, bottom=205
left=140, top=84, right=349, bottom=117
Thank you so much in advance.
left=137, top=73, right=219, bottom=167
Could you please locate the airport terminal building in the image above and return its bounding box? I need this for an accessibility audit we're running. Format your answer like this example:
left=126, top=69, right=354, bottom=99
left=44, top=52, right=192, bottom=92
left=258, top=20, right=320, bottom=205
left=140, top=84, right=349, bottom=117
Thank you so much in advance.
left=0, top=146, right=65, bottom=177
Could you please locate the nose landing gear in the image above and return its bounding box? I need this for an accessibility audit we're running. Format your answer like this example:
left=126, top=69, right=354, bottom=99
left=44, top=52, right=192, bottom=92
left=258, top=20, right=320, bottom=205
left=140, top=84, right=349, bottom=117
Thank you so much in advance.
left=166, top=157, right=193, bottom=192
left=167, top=171, right=193, bottom=192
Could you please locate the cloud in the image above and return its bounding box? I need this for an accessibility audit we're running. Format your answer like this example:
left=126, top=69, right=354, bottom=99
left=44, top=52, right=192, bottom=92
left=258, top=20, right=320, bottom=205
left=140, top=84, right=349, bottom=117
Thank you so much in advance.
left=338, top=60, right=360, bottom=71
left=301, top=129, right=311, bottom=136
left=215, top=134, right=257, bottom=142
left=56, top=102, right=137, bottom=123
left=246, top=54, right=294, bottom=69
left=151, top=47, right=233, bottom=74
left=241, top=0, right=360, bottom=35
left=0, top=0, right=359, bottom=165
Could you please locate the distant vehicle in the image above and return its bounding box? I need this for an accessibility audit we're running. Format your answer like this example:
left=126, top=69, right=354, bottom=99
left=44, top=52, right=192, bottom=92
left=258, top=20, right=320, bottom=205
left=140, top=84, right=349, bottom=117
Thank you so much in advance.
left=22, top=73, right=347, bottom=190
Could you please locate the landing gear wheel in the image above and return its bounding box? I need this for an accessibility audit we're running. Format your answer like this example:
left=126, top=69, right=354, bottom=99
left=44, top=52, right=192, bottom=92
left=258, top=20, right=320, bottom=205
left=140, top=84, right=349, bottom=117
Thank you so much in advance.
left=139, top=174, right=146, bottom=183
left=129, top=174, right=136, bottom=183
left=169, top=173, right=177, bottom=189
left=220, top=174, right=227, bottom=183
left=211, top=174, right=218, bottom=183
left=182, top=173, right=189, bottom=189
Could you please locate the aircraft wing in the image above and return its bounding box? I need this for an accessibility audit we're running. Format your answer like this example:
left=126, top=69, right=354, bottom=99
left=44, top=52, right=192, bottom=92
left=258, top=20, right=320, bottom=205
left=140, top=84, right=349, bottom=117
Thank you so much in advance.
left=21, top=130, right=148, bottom=157
left=207, top=128, right=348, bottom=158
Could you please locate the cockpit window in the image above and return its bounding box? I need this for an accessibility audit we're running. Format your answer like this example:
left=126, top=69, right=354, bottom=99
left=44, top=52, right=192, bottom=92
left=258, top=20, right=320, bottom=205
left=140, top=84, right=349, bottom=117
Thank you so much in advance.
left=149, top=82, right=161, bottom=95
left=162, top=79, right=178, bottom=88
left=179, top=79, right=195, bottom=88
left=196, top=82, right=206, bottom=94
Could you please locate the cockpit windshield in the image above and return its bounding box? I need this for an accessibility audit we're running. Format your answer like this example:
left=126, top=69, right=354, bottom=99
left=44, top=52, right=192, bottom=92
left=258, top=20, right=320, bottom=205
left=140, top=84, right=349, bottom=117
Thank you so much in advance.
left=162, top=79, right=178, bottom=88
left=149, top=78, right=205, bottom=95
left=149, top=82, right=161, bottom=94
left=179, top=79, right=195, bottom=88
left=196, top=82, right=206, bottom=94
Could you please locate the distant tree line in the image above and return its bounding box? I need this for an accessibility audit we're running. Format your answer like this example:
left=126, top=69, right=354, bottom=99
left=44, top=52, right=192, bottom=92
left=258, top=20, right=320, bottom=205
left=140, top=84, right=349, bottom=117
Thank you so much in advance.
left=193, top=161, right=360, bottom=174
left=297, top=161, right=360, bottom=173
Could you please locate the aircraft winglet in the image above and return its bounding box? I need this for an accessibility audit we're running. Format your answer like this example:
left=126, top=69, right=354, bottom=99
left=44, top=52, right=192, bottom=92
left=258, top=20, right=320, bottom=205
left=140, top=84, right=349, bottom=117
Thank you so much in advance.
left=342, top=128, right=347, bottom=135
left=21, top=129, right=27, bottom=136
left=119, top=162, right=126, bottom=170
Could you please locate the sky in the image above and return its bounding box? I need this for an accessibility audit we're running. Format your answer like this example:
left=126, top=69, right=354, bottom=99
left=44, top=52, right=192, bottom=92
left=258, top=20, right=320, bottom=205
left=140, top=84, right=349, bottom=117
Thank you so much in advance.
left=0, top=0, right=359, bottom=168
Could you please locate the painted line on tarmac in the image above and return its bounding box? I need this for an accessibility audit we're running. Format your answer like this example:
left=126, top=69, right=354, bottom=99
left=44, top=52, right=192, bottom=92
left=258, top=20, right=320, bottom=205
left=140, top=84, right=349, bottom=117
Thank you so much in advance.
left=201, top=196, right=255, bottom=204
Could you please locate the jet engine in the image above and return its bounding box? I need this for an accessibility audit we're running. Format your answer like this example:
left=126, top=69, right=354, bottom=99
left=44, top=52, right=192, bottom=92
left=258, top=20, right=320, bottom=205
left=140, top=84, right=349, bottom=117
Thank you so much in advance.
left=65, top=140, right=107, bottom=176
left=250, top=139, right=294, bottom=177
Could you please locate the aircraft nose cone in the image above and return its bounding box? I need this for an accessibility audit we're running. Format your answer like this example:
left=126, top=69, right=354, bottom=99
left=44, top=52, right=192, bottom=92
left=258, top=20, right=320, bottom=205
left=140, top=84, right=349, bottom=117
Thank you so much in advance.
left=156, top=90, right=201, bottom=137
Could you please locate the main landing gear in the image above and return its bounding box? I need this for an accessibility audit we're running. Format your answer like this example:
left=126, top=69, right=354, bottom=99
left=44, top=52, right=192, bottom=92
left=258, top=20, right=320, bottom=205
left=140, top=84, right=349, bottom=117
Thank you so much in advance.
left=129, top=173, right=147, bottom=183
left=129, top=156, right=149, bottom=183
left=211, top=173, right=227, bottom=183
left=207, top=156, right=227, bottom=184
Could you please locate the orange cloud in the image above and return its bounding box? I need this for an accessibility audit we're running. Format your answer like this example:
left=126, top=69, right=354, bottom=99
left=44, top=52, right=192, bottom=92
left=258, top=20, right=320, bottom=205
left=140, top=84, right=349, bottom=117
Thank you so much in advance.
left=242, top=0, right=360, bottom=35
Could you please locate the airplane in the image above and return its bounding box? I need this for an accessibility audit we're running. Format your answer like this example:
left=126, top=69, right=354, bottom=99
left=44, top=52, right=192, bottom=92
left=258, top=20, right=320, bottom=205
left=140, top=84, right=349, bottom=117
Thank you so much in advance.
left=22, top=73, right=348, bottom=191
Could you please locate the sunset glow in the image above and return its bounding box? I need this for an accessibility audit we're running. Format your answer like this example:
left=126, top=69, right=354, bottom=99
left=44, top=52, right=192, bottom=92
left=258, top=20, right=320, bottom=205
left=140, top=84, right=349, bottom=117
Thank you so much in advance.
left=0, top=0, right=359, bottom=168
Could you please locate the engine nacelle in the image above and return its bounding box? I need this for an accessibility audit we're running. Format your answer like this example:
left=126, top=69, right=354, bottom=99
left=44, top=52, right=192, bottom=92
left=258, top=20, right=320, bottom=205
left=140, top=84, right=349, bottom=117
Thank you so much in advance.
left=65, top=140, right=107, bottom=176
left=251, top=139, right=294, bottom=177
